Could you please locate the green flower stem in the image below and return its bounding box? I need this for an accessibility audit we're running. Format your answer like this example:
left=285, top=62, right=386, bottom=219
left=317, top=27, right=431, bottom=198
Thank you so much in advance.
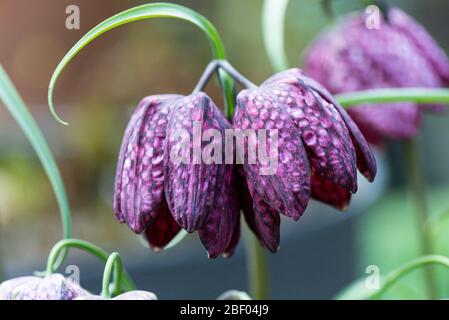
left=335, top=88, right=449, bottom=108
left=244, top=228, right=269, bottom=300
left=0, top=65, right=72, bottom=270
left=45, top=239, right=135, bottom=292
left=403, top=139, right=437, bottom=299
left=101, top=252, right=123, bottom=299
left=48, top=3, right=235, bottom=125
left=368, top=255, right=449, bottom=300
left=193, top=60, right=257, bottom=110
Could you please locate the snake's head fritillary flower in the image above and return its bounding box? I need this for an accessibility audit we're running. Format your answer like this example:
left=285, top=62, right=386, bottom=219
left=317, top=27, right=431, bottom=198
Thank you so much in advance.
left=305, top=7, right=449, bottom=144
left=233, top=69, right=376, bottom=250
left=0, top=274, right=89, bottom=300
left=114, top=94, right=183, bottom=233
left=114, top=93, right=239, bottom=258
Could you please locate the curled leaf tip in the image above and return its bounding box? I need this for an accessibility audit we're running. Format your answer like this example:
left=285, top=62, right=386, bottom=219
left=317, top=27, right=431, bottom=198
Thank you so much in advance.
left=48, top=90, right=69, bottom=126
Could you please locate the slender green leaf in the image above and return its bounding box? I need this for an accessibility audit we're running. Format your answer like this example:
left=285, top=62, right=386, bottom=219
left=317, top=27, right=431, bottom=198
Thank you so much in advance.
left=48, top=2, right=235, bottom=125
left=0, top=65, right=72, bottom=247
left=262, top=0, right=290, bottom=72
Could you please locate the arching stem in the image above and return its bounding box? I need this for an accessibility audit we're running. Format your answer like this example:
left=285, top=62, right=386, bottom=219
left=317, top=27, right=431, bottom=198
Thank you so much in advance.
left=45, top=239, right=135, bottom=292
left=194, top=60, right=257, bottom=103
left=101, top=252, right=123, bottom=299
left=48, top=3, right=236, bottom=125
left=368, top=255, right=449, bottom=300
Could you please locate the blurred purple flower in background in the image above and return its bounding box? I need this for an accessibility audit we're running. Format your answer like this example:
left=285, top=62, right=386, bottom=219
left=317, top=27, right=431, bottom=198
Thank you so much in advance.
left=305, top=7, right=449, bottom=144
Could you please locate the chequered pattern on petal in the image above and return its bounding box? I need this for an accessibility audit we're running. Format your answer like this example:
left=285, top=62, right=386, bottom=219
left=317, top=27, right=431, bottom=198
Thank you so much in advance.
left=222, top=210, right=241, bottom=258
left=244, top=201, right=279, bottom=253
left=164, top=93, right=229, bottom=232
left=238, top=171, right=280, bottom=252
left=235, top=88, right=311, bottom=220
left=305, top=8, right=449, bottom=143
left=199, top=165, right=239, bottom=258
left=235, top=68, right=376, bottom=220
left=143, top=199, right=181, bottom=250
left=114, top=95, right=182, bottom=233
left=300, top=74, right=377, bottom=182
left=0, top=274, right=89, bottom=300
left=262, top=71, right=358, bottom=193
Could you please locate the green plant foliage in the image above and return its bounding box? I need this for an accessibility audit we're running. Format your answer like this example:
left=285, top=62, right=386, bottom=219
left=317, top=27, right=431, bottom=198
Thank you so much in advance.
left=0, top=65, right=72, bottom=250
left=48, top=2, right=235, bottom=125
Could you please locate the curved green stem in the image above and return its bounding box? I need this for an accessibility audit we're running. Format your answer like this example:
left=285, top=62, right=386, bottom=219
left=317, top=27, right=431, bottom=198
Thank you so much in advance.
left=0, top=65, right=72, bottom=270
left=369, top=255, right=449, bottom=300
left=244, top=229, right=269, bottom=300
left=193, top=60, right=257, bottom=103
left=48, top=2, right=235, bottom=125
left=336, top=88, right=449, bottom=108
left=262, top=0, right=290, bottom=72
left=101, top=252, right=123, bottom=299
left=45, top=239, right=135, bottom=291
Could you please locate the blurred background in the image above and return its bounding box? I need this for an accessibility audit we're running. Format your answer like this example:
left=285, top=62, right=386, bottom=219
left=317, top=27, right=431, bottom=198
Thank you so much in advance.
left=1, top=0, right=449, bottom=299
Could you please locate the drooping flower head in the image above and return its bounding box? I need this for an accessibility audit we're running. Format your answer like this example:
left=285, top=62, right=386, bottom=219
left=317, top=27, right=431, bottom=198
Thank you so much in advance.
left=234, top=68, right=376, bottom=251
left=0, top=274, right=89, bottom=300
left=114, top=93, right=239, bottom=258
left=305, top=7, right=449, bottom=144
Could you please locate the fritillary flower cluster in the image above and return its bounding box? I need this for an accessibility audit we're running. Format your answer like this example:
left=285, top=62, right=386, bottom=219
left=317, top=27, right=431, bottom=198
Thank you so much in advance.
left=113, top=63, right=376, bottom=256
